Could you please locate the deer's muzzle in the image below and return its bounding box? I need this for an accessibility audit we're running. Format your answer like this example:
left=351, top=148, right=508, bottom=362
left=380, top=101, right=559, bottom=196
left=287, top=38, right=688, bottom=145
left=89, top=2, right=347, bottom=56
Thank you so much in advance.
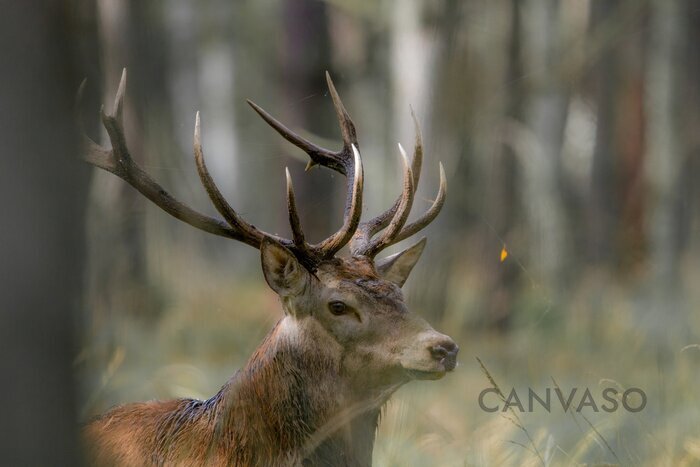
left=400, top=330, right=459, bottom=380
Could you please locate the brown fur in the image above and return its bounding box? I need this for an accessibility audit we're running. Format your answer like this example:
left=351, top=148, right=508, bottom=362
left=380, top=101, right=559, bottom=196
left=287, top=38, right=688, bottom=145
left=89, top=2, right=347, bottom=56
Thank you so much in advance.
left=86, top=256, right=455, bottom=466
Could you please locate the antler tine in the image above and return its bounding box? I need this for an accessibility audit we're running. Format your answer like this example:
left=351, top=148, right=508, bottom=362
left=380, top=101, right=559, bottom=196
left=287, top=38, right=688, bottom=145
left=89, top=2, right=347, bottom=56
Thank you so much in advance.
left=326, top=71, right=358, bottom=152
left=355, top=144, right=414, bottom=258
left=247, top=72, right=358, bottom=177
left=314, top=144, right=364, bottom=257
left=112, top=68, right=127, bottom=126
left=389, top=162, right=446, bottom=245
left=194, top=112, right=288, bottom=248
left=79, top=69, right=241, bottom=240
left=285, top=167, right=306, bottom=249
left=76, top=78, right=114, bottom=172
left=349, top=109, right=424, bottom=251
left=409, top=107, right=423, bottom=188
left=247, top=100, right=348, bottom=175
left=354, top=160, right=445, bottom=257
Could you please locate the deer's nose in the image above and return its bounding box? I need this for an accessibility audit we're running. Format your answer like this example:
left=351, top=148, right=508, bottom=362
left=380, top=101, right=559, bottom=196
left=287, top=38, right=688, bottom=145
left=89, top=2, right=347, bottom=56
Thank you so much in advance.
left=429, top=340, right=459, bottom=371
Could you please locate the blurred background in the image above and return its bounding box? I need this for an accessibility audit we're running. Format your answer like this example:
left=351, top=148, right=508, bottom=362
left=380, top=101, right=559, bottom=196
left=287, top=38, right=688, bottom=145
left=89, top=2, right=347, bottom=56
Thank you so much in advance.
left=65, top=0, right=700, bottom=465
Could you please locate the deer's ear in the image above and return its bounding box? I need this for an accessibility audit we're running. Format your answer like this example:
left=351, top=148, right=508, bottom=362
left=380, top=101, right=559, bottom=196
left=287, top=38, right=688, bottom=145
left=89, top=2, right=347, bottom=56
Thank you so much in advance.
left=261, top=238, right=310, bottom=296
left=375, top=237, right=427, bottom=287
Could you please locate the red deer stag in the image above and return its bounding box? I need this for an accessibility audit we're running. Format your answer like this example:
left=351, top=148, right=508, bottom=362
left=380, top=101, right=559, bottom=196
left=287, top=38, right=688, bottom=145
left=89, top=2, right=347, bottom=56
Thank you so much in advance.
left=82, top=69, right=457, bottom=466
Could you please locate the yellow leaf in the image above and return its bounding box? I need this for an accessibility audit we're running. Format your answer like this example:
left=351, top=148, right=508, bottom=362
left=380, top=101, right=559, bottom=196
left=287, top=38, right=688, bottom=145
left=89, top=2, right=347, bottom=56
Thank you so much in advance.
left=500, top=246, right=508, bottom=262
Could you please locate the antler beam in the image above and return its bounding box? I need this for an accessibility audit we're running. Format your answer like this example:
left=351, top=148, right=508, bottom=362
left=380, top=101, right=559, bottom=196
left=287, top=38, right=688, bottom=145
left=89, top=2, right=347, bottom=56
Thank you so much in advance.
left=79, top=69, right=247, bottom=242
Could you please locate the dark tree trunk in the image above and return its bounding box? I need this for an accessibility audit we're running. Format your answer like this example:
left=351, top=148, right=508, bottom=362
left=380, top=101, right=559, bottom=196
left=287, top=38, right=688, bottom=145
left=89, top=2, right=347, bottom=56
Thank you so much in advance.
left=587, top=0, right=620, bottom=266
left=615, top=11, right=647, bottom=275
left=482, top=0, right=524, bottom=331
left=280, top=0, right=338, bottom=243
left=0, top=1, right=88, bottom=463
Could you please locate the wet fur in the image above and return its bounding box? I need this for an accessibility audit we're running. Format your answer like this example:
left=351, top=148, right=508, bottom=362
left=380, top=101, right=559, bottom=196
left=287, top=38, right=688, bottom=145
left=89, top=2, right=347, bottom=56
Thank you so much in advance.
left=87, top=315, right=387, bottom=466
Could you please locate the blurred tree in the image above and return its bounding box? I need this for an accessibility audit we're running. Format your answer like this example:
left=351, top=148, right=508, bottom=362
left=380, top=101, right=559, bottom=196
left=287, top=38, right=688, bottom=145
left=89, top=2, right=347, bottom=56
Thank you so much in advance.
left=279, top=0, right=338, bottom=241
left=85, top=0, right=169, bottom=355
left=390, top=0, right=448, bottom=322
left=587, top=0, right=620, bottom=266
left=0, top=0, right=87, bottom=463
left=645, top=0, right=686, bottom=302
left=614, top=4, right=647, bottom=275
left=521, top=0, right=569, bottom=291
left=419, top=0, right=467, bottom=324
left=581, top=0, right=647, bottom=275
left=683, top=1, right=700, bottom=258
left=482, top=0, right=525, bottom=330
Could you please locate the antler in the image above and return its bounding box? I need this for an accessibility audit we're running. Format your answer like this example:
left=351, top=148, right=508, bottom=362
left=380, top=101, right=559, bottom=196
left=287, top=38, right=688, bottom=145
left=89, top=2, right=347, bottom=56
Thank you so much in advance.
left=79, top=68, right=364, bottom=270
left=79, top=68, right=443, bottom=268
left=246, top=72, right=364, bottom=258
left=79, top=69, right=254, bottom=243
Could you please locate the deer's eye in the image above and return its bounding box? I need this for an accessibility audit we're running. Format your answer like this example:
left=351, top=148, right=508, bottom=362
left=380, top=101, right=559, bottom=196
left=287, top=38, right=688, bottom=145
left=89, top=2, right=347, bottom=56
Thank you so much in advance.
left=328, top=301, right=348, bottom=316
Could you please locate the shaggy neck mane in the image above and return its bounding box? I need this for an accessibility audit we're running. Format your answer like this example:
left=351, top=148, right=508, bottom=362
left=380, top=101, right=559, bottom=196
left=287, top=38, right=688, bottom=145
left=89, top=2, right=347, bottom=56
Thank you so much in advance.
left=154, top=318, right=383, bottom=466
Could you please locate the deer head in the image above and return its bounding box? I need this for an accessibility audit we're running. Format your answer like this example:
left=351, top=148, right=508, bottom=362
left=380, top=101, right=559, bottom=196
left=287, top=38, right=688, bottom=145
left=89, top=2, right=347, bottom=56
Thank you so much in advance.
left=82, top=69, right=456, bottom=464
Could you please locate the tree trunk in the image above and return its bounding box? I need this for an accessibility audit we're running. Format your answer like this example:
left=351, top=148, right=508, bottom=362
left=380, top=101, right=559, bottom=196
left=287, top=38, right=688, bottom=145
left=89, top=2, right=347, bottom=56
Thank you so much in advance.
left=0, top=1, right=87, bottom=463
left=521, top=0, right=569, bottom=290
left=645, top=0, right=685, bottom=302
left=587, top=0, right=619, bottom=266
left=483, top=0, right=524, bottom=330
left=280, top=0, right=336, bottom=242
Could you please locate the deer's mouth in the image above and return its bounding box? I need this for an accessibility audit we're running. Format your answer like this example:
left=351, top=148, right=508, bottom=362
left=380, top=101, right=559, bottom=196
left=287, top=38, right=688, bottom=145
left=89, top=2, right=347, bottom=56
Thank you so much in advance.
left=404, top=368, right=447, bottom=380
left=403, top=351, right=458, bottom=380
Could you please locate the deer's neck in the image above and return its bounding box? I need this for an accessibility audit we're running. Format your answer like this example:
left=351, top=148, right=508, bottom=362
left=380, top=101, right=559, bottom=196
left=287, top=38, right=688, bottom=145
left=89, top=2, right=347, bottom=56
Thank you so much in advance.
left=213, top=317, right=382, bottom=466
